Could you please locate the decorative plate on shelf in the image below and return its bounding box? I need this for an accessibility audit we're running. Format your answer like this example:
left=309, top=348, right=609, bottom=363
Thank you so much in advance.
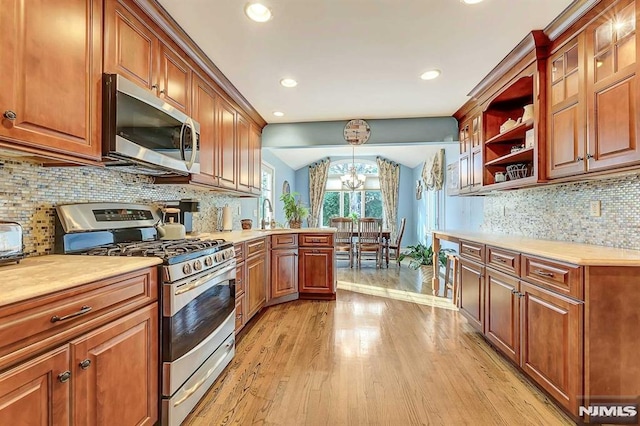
left=282, top=180, right=290, bottom=195
left=344, top=119, right=371, bottom=145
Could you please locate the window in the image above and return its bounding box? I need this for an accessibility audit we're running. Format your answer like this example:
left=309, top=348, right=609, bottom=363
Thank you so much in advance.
left=259, top=162, right=274, bottom=224
left=321, top=159, right=383, bottom=226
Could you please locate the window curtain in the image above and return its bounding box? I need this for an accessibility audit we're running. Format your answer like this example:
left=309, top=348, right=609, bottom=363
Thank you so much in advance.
left=422, top=149, right=445, bottom=191
left=308, top=158, right=330, bottom=228
left=376, top=157, right=400, bottom=239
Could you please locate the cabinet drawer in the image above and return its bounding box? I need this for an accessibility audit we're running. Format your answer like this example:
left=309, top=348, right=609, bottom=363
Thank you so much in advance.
left=234, top=243, right=245, bottom=260
left=271, top=234, right=298, bottom=249
left=246, top=238, right=266, bottom=256
left=459, top=240, right=485, bottom=263
left=521, top=255, right=583, bottom=299
left=487, top=246, right=520, bottom=276
left=0, top=268, right=157, bottom=356
left=235, top=262, right=245, bottom=296
left=299, top=233, right=334, bottom=247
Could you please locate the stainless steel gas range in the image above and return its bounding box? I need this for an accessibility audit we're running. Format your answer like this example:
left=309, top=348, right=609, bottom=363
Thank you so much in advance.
left=55, top=202, right=236, bottom=426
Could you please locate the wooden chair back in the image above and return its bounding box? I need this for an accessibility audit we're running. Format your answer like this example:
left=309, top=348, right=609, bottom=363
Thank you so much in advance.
left=330, top=217, right=353, bottom=246
left=392, top=218, right=407, bottom=249
left=358, top=218, right=382, bottom=245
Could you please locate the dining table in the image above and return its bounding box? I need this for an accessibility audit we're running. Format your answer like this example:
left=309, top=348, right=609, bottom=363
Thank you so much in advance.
left=349, top=229, right=392, bottom=267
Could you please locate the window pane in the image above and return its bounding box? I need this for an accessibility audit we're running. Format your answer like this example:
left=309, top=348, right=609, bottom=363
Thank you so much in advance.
left=364, top=191, right=382, bottom=219
left=347, top=191, right=360, bottom=217
left=596, top=21, right=613, bottom=53
left=343, top=192, right=352, bottom=217
left=552, top=56, right=564, bottom=82
left=616, top=3, right=636, bottom=40
left=322, top=192, right=340, bottom=226
left=595, top=50, right=614, bottom=82
left=617, top=34, right=636, bottom=70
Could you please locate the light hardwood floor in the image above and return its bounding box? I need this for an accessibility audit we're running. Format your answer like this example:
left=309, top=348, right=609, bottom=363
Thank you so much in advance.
left=184, top=271, right=574, bottom=425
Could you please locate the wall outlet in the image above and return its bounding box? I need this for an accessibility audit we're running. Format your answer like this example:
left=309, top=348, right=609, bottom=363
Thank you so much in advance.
left=590, top=200, right=601, bottom=217
left=237, top=205, right=241, bottom=215
left=502, top=206, right=506, bottom=217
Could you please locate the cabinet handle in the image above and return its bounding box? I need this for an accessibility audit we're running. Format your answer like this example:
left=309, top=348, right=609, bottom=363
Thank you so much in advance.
left=517, top=292, right=524, bottom=298
left=510, top=288, right=518, bottom=294
left=79, top=359, right=91, bottom=370
left=494, top=256, right=507, bottom=263
left=51, top=305, right=92, bottom=323
left=586, top=153, right=594, bottom=159
left=3, top=110, right=17, bottom=121
left=236, top=313, right=243, bottom=319
left=576, top=156, right=584, bottom=162
left=160, top=89, right=166, bottom=94
left=58, top=371, right=71, bottom=383
left=151, top=84, right=158, bottom=89
left=533, top=269, right=554, bottom=278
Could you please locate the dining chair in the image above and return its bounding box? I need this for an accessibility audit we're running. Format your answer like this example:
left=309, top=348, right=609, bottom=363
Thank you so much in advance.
left=388, top=217, right=406, bottom=267
left=330, top=217, right=354, bottom=268
left=357, top=218, right=383, bottom=268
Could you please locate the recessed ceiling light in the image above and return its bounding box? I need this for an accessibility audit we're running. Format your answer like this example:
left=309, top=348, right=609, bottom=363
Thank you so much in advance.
left=273, top=111, right=285, bottom=117
left=245, top=3, right=272, bottom=22
left=420, top=69, right=441, bottom=80
left=280, top=78, right=298, bottom=88
left=461, top=0, right=484, bottom=4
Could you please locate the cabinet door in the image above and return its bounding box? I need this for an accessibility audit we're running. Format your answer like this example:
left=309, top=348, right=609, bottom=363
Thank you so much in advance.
left=71, top=304, right=158, bottom=426
left=191, top=74, right=218, bottom=185
left=236, top=113, right=251, bottom=193
left=586, top=0, right=640, bottom=171
left=217, top=96, right=237, bottom=190
left=0, top=346, right=70, bottom=425
left=459, top=154, right=470, bottom=190
left=0, top=0, right=102, bottom=161
left=471, top=147, right=483, bottom=188
left=235, top=295, right=245, bottom=334
left=246, top=255, right=266, bottom=319
left=158, top=43, right=191, bottom=114
left=548, top=39, right=587, bottom=178
left=485, top=268, right=519, bottom=362
left=250, top=124, right=262, bottom=194
left=271, top=248, right=299, bottom=300
left=299, top=248, right=334, bottom=294
left=458, top=258, right=484, bottom=332
left=104, top=0, right=158, bottom=91
left=520, top=282, right=582, bottom=414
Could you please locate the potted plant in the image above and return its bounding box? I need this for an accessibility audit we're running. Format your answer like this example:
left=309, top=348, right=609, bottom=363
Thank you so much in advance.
left=280, top=192, right=309, bottom=228
left=399, top=243, right=453, bottom=282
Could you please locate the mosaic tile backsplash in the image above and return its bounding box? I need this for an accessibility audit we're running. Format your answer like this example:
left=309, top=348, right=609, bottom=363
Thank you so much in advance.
left=0, top=159, right=243, bottom=257
left=480, top=172, right=640, bottom=250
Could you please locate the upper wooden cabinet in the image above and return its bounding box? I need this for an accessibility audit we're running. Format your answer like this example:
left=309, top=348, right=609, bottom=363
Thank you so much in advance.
left=0, top=0, right=102, bottom=163
left=585, top=0, right=640, bottom=171
left=250, top=124, right=263, bottom=195
left=191, top=74, right=219, bottom=186
left=457, top=113, right=483, bottom=193
left=237, top=114, right=252, bottom=193
left=104, top=0, right=191, bottom=115
left=217, top=96, right=238, bottom=190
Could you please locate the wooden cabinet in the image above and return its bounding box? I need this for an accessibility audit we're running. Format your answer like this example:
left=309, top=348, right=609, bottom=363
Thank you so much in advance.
left=458, top=258, right=485, bottom=332
left=217, top=96, right=237, bottom=190
left=104, top=0, right=191, bottom=114
left=585, top=0, right=640, bottom=171
left=458, top=119, right=471, bottom=191
left=298, top=233, right=335, bottom=299
left=547, top=37, right=587, bottom=178
left=458, top=113, right=482, bottom=193
left=485, top=268, right=520, bottom=363
left=191, top=74, right=219, bottom=186
left=520, top=281, right=582, bottom=412
left=0, top=0, right=102, bottom=163
left=234, top=244, right=246, bottom=334
left=71, top=304, right=158, bottom=425
left=237, top=114, right=251, bottom=193
left=250, top=124, right=263, bottom=195
left=245, top=238, right=267, bottom=319
left=0, top=346, right=70, bottom=425
left=270, top=235, right=299, bottom=302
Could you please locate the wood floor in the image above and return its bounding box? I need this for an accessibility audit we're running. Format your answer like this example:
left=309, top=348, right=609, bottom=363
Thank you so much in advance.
left=184, top=269, right=574, bottom=425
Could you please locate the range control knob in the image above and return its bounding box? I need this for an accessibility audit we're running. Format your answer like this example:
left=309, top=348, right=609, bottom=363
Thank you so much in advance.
left=214, top=253, right=222, bottom=263
left=182, top=263, right=192, bottom=275
left=193, top=260, right=202, bottom=271
left=204, top=256, right=213, bottom=267
left=224, top=249, right=232, bottom=260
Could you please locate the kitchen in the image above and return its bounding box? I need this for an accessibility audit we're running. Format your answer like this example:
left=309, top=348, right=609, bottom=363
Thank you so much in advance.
left=0, top=0, right=640, bottom=423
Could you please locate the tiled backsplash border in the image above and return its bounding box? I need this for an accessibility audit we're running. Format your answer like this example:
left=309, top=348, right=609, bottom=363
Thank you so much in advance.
left=480, top=172, right=640, bottom=250
left=0, top=159, right=243, bottom=256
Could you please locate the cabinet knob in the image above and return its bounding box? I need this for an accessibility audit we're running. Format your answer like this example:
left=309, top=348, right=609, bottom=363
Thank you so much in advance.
left=576, top=156, right=584, bottom=162
left=586, top=153, right=594, bottom=159
left=58, top=371, right=71, bottom=383
left=79, top=359, right=91, bottom=370
left=151, top=84, right=158, bottom=89
left=3, top=110, right=17, bottom=121
left=160, top=89, right=165, bottom=94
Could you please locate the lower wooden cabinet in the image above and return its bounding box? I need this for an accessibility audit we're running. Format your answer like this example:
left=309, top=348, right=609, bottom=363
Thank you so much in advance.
left=458, top=258, right=485, bottom=332
left=71, top=303, right=158, bottom=426
left=484, top=268, right=519, bottom=362
left=0, top=345, right=70, bottom=425
left=271, top=248, right=298, bottom=299
left=246, top=253, right=267, bottom=319
left=299, top=248, right=335, bottom=296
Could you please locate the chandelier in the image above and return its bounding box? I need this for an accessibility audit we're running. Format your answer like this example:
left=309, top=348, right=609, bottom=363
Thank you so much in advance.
left=341, top=145, right=366, bottom=191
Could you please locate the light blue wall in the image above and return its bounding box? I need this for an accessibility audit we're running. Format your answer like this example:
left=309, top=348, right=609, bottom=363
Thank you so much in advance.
left=239, top=149, right=297, bottom=227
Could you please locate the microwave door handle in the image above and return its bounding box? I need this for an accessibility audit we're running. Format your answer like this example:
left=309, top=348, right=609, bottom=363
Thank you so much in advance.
left=179, top=122, right=187, bottom=161
left=184, top=116, right=197, bottom=171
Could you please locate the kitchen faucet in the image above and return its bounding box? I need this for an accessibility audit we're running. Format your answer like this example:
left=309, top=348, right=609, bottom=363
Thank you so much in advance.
left=261, top=198, right=273, bottom=229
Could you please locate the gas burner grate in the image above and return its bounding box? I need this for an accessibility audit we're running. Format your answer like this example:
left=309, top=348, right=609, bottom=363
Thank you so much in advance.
left=82, top=238, right=227, bottom=259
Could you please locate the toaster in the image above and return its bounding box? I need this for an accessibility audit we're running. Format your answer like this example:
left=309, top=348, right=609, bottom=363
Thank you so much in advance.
left=0, top=221, right=24, bottom=264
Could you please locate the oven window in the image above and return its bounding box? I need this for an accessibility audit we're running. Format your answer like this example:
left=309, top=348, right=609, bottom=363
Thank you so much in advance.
left=162, top=281, right=234, bottom=362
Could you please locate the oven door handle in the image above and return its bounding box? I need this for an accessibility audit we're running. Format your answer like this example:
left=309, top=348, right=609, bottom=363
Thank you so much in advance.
left=174, top=264, right=234, bottom=296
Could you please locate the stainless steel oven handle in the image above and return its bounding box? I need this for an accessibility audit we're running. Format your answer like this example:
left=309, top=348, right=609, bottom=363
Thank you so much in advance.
left=173, top=338, right=234, bottom=407
left=174, top=263, right=235, bottom=296
left=179, top=122, right=187, bottom=161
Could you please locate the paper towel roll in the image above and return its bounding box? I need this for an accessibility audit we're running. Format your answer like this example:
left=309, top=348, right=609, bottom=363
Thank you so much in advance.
left=222, top=206, right=232, bottom=231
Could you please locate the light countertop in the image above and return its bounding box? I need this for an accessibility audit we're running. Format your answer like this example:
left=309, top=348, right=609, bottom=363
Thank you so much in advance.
left=0, top=255, right=162, bottom=308
left=192, top=227, right=336, bottom=244
left=433, top=230, right=640, bottom=266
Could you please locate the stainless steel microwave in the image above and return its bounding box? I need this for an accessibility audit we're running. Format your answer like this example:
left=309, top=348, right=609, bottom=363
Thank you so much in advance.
left=102, top=73, right=200, bottom=176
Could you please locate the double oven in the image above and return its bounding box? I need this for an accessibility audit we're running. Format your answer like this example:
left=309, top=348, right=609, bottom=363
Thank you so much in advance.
left=55, top=202, right=236, bottom=425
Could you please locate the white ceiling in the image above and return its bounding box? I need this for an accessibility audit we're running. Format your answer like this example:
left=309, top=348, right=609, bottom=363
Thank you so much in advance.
left=265, top=143, right=453, bottom=170
left=158, top=0, right=574, bottom=123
